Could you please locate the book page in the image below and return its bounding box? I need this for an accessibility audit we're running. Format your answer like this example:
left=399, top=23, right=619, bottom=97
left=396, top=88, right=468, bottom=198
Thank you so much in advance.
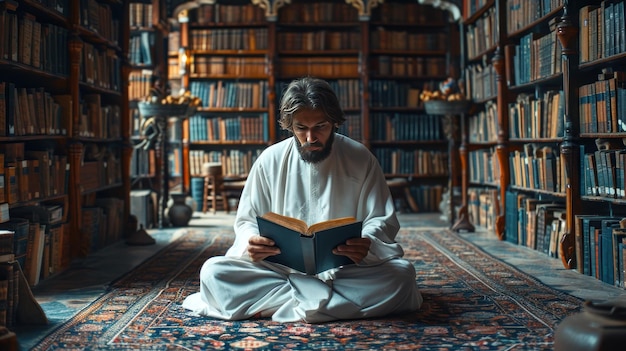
left=261, top=212, right=308, bottom=234
left=306, top=217, right=357, bottom=235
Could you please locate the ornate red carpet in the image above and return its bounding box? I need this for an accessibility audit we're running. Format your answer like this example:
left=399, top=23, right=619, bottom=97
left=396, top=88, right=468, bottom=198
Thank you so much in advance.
left=30, top=228, right=583, bottom=350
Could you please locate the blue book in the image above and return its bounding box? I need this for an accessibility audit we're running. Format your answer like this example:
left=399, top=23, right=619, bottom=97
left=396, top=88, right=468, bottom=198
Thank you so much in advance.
left=600, top=219, right=621, bottom=284
left=582, top=216, right=615, bottom=277
left=257, top=212, right=362, bottom=275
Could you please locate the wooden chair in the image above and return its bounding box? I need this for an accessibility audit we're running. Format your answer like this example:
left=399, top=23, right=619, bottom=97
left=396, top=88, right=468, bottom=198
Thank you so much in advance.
left=202, top=162, right=229, bottom=213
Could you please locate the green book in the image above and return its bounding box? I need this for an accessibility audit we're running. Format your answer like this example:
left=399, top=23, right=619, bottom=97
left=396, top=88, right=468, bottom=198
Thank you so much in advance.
left=257, top=212, right=362, bottom=275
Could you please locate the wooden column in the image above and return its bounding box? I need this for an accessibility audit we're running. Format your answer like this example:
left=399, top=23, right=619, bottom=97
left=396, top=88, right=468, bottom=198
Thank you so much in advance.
left=451, top=110, right=475, bottom=232
left=556, top=6, right=579, bottom=269
left=492, top=46, right=508, bottom=240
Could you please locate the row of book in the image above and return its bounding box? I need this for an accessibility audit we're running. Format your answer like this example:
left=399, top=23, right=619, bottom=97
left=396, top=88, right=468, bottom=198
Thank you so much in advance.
left=573, top=214, right=626, bottom=287
left=580, top=1, right=626, bottom=63
left=463, top=0, right=490, bottom=18
left=189, top=28, right=268, bottom=51
left=464, top=62, right=497, bottom=102
left=510, top=28, right=562, bottom=86
left=371, top=56, right=447, bottom=79
left=81, top=41, right=122, bottom=92
left=336, top=113, right=363, bottom=141
left=0, top=9, right=69, bottom=75
left=465, top=6, right=498, bottom=60
left=0, top=202, right=61, bottom=328
left=506, top=0, right=565, bottom=34
left=129, top=31, right=154, bottom=66
left=508, top=90, right=564, bottom=140
left=80, top=147, right=122, bottom=193
left=128, top=69, right=156, bottom=101
left=188, top=149, right=263, bottom=177
left=189, top=80, right=269, bottom=109
left=277, top=31, right=361, bottom=51
left=192, top=3, right=266, bottom=25
left=5, top=205, right=66, bottom=286
left=0, top=82, right=69, bottom=137
left=408, top=184, right=446, bottom=213
left=129, top=2, right=153, bottom=29
left=78, top=94, right=122, bottom=139
left=469, top=148, right=501, bottom=185
left=277, top=57, right=359, bottom=78
left=80, top=198, right=124, bottom=256
left=370, top=29, right=448, bottom=52
left=187, top=114, right=270, bottom=143
left=369, top=113, right=443, bottom=142
left=581, top=143, right=626, bottom=198
left=468, top=101, right=498, bottom=143
left=0, top=258, right=18, bottom=328
left=509, top=144, right=565, bottom=194
left=373, top=148, right=448, bottom=177
left=369, top=80, right=426, bottom=108
left=79, top=0, right=120, bottom=45
left=129, top=147, right=155, bottom=179
left=504, top=191, right=566, bottom=259
left=578, top=70, right=626, bottom=134
left=277, top=2, right=358, bottom=23
left=0, top=147, right=69, bottom=205
left=191, top=56, right=266, bottom=77
left=468, top=187, right=500, bottom=232
left=371, top=1, right=448, bottom=24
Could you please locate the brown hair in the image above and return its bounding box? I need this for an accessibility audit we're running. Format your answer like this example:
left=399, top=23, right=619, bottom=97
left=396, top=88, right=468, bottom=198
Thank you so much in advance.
left=278, top=77, right=346, bottom=131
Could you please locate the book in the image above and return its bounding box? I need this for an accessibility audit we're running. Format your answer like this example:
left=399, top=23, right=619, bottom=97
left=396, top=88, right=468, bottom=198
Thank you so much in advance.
left=256, top=212, right=362, bottom=275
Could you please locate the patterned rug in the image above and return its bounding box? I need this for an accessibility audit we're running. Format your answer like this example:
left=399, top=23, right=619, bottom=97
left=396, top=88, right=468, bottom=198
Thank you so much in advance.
left=30, top=228, right=583, bottom=350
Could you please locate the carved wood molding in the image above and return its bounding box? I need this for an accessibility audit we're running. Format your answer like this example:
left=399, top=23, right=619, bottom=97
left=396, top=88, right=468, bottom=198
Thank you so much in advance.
left=169, top=0, right=462, bottom=22
left=417, top=0, right=461, bottom=21
left=345, top=0, right=384, bottom=20
left=250, top=0, right=291, bottom=21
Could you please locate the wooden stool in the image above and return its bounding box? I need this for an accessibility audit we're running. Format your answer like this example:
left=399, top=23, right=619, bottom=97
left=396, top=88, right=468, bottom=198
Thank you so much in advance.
left=223, top=177, right=247, bottom=211
left=387, top=178, right=419, bottom=213
left=202, top=162, right=229, bottom=214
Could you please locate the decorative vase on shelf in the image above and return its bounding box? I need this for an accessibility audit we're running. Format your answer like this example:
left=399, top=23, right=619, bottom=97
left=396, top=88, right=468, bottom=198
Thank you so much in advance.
left=423, top=100, right=472, bottom=115
left=137, top=101, right=197, bottom=119
left=166, top=192, right=193, bottom=227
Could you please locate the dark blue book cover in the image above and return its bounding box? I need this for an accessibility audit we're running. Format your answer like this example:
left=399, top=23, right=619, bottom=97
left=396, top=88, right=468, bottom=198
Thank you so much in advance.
left=257, top=214, right=361, bottom=275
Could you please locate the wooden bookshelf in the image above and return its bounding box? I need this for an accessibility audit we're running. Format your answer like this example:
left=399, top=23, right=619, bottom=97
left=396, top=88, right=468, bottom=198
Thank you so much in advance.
left=462, top=0, right=626, bottom=288
left=0, top=0, right=132, bottom=327
left=174, top=0, right=458, bottom=214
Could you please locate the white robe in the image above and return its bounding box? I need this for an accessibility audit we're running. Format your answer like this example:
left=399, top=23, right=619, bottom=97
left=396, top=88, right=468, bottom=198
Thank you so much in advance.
left=183, top=134, right=423, bottom=322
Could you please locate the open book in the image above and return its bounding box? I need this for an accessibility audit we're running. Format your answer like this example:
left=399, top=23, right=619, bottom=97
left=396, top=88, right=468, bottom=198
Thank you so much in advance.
left=256, top=212, right=362, bottom=275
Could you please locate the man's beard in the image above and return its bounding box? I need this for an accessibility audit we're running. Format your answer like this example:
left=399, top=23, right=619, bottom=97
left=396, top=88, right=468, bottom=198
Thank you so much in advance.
left=296, top=132, right=334, bottom=163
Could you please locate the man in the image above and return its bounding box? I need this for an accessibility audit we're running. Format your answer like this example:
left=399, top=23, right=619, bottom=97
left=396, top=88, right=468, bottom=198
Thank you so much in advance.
left=182, top=77, right=423, bottom=323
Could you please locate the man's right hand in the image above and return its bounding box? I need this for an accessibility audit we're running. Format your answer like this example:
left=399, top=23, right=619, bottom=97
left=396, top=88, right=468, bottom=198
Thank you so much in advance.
left=247, top=235, right=280, bottom=261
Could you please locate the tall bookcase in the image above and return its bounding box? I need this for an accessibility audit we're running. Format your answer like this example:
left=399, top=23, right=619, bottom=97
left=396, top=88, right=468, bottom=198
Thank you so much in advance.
left=462, top=0, right=626, bottom=288
left=128, top=0, right=168, bottom=229
left=174, top=0, right=458, bottom=213
left=0, top=0, right=131, bottom=326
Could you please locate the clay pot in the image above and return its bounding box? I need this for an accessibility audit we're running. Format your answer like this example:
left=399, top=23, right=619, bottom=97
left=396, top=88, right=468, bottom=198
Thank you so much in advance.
left=555, top=300, right=626, bottom=351
left=167, top=193, right=193, bottom=227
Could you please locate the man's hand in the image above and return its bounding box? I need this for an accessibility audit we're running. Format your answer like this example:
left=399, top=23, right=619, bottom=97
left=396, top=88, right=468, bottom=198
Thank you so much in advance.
left=247, top=235, right=280, bottom=262
left=333, top=237, right=371, bottom=264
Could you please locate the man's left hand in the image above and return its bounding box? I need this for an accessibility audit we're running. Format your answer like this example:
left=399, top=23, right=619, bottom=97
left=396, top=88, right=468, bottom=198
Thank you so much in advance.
left=333, top=237, right=371, bottom=264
